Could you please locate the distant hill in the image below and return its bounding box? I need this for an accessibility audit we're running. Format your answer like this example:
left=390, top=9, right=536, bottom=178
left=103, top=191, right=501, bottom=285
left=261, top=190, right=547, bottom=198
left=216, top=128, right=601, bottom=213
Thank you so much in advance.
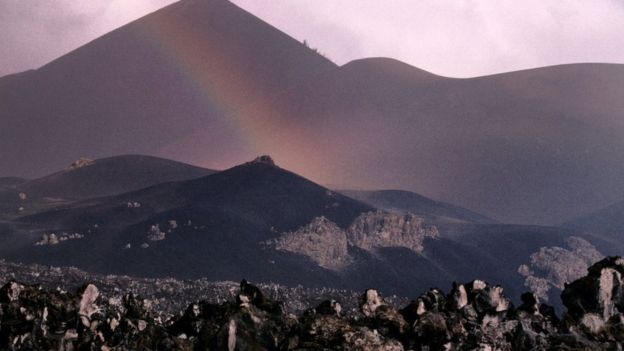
left=1, top=156, right=612, bottom=301
left=0, top=177, right=28, bottom=188
left=564, top=200, right=624, bottom=234
left=0, top=155, right=214, bottom=220
left=7, top=157, right=374, bottom=287
left=0, top=2, right=623, bottom=225
left=0, top=0, right=335, bottom=178
left=265, top=58, right=624, bottom=225
left=340, top=189, right=494, bottom=224
left=563, top=200, right=624, bottom=254
left=18, top=155, right=215, bottom=201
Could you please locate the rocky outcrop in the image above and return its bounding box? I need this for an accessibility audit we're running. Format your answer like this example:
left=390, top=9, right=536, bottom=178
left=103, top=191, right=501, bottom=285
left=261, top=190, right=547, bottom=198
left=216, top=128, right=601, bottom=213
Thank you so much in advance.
left=250, top=155, right=276, bottom=166
left=560, top=256, right=624, bottom=347
left=2, top=257, right=624, bottom=349
left=269, top=217, right=352, bottom=270
left=0, top=280, right=184, bottom=350
left=347, top=211, right=439, bottom=253
left=147, top=224, right=166, bottom=241
left=269, top=211, right=439, bottom=271
left=518, top=236, right=603, bottom=301
left=69, top=157, right=94, bottom=170
left=35, top=232, right=85, bottom=246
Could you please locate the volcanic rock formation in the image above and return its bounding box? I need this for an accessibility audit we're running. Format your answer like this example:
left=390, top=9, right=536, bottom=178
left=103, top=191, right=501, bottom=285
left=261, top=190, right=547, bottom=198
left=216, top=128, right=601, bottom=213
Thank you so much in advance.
left=269, top=211, right=438, bottom=270
left=3, top=257, right=624, bottom=349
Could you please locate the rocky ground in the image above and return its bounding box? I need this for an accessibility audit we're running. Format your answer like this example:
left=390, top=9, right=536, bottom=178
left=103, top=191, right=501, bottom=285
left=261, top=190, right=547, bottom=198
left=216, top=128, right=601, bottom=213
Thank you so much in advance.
left=2, top=257, right=624, bottom=350
left=0, top=260, right=408, bottom=320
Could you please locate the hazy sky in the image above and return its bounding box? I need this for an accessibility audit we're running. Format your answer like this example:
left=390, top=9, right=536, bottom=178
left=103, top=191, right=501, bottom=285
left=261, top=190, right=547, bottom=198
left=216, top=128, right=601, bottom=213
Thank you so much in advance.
left=1, top=0, right=624, bottom=77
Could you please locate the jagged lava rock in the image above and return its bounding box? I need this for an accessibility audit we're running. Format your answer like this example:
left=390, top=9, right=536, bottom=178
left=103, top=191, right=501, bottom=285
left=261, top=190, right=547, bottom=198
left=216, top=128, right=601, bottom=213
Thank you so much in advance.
left=560, top=256, right=624, bottom=346
left=2, top=257, right=624, bottom=349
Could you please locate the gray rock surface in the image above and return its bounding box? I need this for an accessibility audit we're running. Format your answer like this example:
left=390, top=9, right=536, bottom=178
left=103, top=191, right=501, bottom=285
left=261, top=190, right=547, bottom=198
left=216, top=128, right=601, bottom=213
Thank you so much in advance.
left=270, top=216, right=352, bottom=270
left=347, top=211, right=439, bottom=253
left=269, top=211, right=439, bottom=271
left=518, top=236, right=603, bottom=302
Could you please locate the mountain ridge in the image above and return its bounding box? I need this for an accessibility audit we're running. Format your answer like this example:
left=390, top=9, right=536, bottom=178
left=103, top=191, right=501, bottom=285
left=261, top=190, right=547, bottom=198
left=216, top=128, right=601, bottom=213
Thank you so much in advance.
left=563, top=199, right=624, bottom=250
left=262, top=58, right=624, bottom=225
left=0, top=155, right=215, bottom=221
left=0, top=0, right=336, bottom=178
left=1, top=0, right=624, bottom=225
left=1, top=156, right=614, bottom=301
left=341, top=189, right=495, bottom=224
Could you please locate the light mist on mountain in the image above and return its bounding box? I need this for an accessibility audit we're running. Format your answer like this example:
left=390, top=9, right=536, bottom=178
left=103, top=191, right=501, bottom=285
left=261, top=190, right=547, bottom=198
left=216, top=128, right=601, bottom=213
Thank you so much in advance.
left=1, top=0, right=624, bottom=226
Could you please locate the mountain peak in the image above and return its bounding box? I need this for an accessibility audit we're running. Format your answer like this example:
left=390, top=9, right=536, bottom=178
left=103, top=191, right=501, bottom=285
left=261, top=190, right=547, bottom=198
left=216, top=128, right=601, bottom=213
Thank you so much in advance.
left=0, top=0, right=336, bottom=178
left=250, top=155, right=276, bottom=166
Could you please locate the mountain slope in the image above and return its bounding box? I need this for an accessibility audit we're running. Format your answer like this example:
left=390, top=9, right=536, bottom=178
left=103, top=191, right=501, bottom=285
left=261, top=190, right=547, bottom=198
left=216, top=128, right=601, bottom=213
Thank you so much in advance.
left=19, top=154, right=215, bottom=201
left=2, top=1, right=624, bottom=226
left=0, top=155, right=214, bottom=221
left=4, top=157, right=374, bottom=286
left=0, top=0, right=336, bottom=178
left=563, top=200, right=624, bottom=250
left=262, top=58, right=624, bottom=225
left=0, top=177, right=28, bottom=188
left=340, top=189, right=494, bottom=224
left=2, top=157, right=614, bottom=301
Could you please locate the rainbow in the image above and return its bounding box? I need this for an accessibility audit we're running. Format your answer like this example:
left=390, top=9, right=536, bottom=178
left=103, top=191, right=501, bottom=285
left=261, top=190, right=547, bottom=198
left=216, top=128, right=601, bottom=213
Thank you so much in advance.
left=131, top=0, right=327, bottom=173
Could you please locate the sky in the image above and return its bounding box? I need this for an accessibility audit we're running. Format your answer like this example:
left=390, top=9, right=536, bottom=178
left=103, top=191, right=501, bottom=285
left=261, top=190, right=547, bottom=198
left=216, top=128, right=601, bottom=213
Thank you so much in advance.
left=1, top=0, right=624, bottom=78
